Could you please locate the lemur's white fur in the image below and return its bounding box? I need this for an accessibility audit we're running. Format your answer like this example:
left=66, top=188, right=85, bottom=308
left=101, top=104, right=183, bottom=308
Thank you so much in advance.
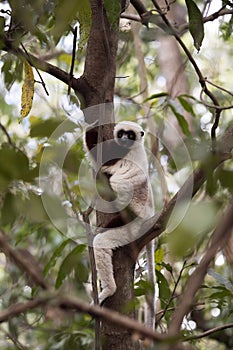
left=85, top=121, right=155, bottom=309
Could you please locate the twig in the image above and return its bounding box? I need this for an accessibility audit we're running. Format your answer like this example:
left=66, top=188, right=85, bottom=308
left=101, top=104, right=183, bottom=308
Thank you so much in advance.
left=68, top=26, right=77, bottom=96
left=21, top=43, right=49, bottom=96
left=205, top=78, right=233, bottom=98
left=183, top=322, right=233, bottom=342
left=136, top=120, right=233, bottom=251
left=0, top=122, right=15, bottom=147
left=0, top=229, right=49, bottom=290
left=0, top=326, right=29, bottom=350
left=151, top=0, right=222, bottom=151
left=155, top=260, right=187, bottom=326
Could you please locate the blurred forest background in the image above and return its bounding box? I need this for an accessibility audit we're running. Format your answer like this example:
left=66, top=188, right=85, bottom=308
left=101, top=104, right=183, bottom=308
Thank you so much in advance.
left=0, top=0, right=233, bottom=349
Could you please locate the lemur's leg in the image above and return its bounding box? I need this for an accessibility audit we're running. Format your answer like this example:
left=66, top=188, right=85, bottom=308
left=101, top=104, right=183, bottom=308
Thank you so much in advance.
left=93, top=234, right=116, bottom=305
left=93, top=220, right=143, bottom=304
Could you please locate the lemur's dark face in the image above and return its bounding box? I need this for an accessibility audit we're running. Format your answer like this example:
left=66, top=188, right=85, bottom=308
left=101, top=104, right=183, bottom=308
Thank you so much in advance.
left=116, top=129, right=144, bottom=148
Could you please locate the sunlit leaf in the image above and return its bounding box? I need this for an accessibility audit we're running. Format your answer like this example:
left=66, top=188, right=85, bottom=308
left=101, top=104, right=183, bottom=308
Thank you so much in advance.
left=155, top=247, right=164, bottom=271
left=185, top=0, right=204, bottom=51
left=19, top=61, right=34, bottom=123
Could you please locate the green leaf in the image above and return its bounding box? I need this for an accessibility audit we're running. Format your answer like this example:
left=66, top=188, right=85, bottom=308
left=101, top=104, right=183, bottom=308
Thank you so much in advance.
left=169, top=104, right=191, bottom=136
left=1, top=192, right=17, bottom=226
left=134, top=279, right=154, bottom=297
left=104, top=0, right=121, bottom=30
left=218, top=169, right=233, bottom=190
left=185, top=0, right=204, bottom=51
left=144, top=92, right=168, bottom=102
left=52, top=0, right=82, bottom=43
left=156, top=270, right=172, bottom=315
left=55, top=244, right=86, bottom=289
left=177, top=96, right=195, bottom=116
left=0, top=145, right=30, bottom=183
left=30, top=118, right=77, bottom=138
left=77, top=0, right=92, bottom=51
left=43, top=239, right=72, bottom=276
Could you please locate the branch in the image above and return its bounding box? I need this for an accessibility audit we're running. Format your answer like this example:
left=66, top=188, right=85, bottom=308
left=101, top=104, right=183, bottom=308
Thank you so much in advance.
left=0, top=295, right=167, bottom=342
left=136, top=121, right=233, bottom=251
left=0, top=122, right=15, bottom=148
left=168, top=198, right=233, bottom=336
left=151, top=0, right=222, bottom=150
left=0, top=229, right=49, bottom=290
left=184, top=322, right=233, bottom=342
left=2, top=36, right=88, bottom=97
left=179, top=8, right=233, bottom=35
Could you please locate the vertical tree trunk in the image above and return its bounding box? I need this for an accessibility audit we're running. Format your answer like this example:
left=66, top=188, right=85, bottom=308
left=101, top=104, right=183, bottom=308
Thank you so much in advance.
left=80, top=1, right=139, bottom=348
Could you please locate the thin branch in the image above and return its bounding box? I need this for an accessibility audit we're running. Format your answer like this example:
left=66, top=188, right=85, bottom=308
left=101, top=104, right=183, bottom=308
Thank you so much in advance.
left=183, top=322, right=233, bottom=342
left=2, top=36, right=87, bottom=97
left=179, top=8, right=233, bottom=35
left=120, top=13, right=141, bottom=22
left=136, top=120, right=233, bottom=251
left=68, top=26, right=77, bottom=96
left=151, top=0, right=222, bottom=151
left=0, top=229, right=49, bottom=290
left=155, top=260, right=187, bottom=326
left=130, top=0, right=147, bottom=16
left=21, top=43, right=49, bottom=96
left=168, top=198, right=233, bottom=336
left=0, top=122, right=15, bottom=147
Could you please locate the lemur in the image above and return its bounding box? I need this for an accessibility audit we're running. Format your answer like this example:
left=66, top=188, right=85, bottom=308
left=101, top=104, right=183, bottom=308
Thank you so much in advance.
left=84, top=121, right=155, bottom=326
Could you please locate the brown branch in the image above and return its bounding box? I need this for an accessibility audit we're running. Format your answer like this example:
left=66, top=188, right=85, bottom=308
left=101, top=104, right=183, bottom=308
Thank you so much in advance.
left=0, top=122, right=15, bottom=147
left=0, top=229, right=49, bottom=290
left=184, top=322, right=233, bottom=342
left=0, top=295, right=167, bottom=342
left=68, top=26, right=77, bottom=96
left=2, top=36, right=88, bottom=98
left=130, top=0, right=147, bottom=16
left=155, top=260, right=187, bottom=326
left=168, top=198, right=233, bottom=336
left=0, top=297, right=51, bottom=323
left=151, top=0, right=222, bottom=151
left=179, top=8, right=233, bottom=35
left=136, top=120, right=233, bottom=251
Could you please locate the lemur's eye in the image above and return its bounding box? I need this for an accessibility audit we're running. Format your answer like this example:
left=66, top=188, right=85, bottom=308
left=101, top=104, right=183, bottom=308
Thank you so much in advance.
left=141, top=131, right=144, bottom=137
left=117, top=130, right=124, bottom=138
left=127, top=131, right=136, bottom=140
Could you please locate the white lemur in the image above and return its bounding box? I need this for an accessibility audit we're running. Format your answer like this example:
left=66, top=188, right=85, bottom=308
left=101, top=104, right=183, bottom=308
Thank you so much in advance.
left=84, top=121, right=155, bottom=325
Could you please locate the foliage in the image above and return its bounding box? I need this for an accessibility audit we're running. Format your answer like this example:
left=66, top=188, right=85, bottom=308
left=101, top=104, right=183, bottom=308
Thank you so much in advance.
left=0, top=0, right=233, bottom=349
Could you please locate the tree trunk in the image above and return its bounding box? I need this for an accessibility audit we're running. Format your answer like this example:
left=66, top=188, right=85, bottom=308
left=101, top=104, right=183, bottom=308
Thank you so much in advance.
left=80, top=1, right=139, bottom=348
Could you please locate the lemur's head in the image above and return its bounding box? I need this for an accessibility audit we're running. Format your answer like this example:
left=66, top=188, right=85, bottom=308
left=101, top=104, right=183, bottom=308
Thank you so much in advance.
left=114, top=121, right=144, bottom=149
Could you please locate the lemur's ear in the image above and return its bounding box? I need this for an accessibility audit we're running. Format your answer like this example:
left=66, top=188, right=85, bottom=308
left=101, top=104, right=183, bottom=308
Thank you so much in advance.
left=141, top=131, right=144, bottom=137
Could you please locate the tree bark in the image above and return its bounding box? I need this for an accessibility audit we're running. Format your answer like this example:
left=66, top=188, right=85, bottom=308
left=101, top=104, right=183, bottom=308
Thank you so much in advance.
left=81, top=1, right=140, bottom=349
